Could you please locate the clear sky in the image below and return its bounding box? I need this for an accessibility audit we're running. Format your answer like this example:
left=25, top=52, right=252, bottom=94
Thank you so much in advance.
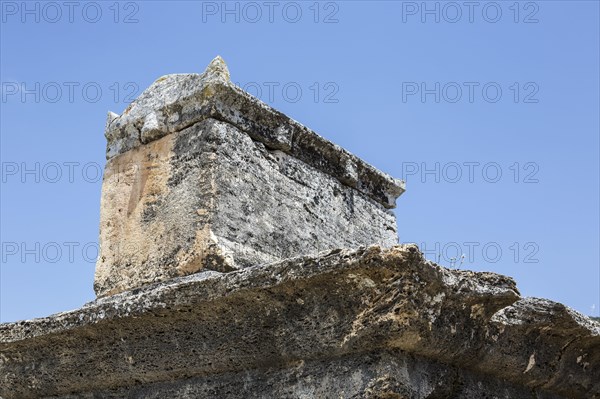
left=0, top=0, right=598, bottom=322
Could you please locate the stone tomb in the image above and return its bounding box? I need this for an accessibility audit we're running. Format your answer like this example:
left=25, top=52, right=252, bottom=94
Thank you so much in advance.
left=0, top=58, right=598, bottom=399
left=95, top=56, right=405, bottom=297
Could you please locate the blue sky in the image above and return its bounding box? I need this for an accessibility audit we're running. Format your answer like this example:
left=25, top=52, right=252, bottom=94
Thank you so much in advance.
left=0, top=0, right=598, bottom=322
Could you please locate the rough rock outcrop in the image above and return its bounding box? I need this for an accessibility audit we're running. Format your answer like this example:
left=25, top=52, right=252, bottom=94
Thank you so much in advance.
left=95, top=56, right=404, bottom=297
left=1, top=246, right=598, bottom=398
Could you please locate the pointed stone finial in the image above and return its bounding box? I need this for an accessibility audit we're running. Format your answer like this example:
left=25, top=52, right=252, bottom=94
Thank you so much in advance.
left=105, top=111, right=119, bottom=132
left=203, top=55, right=230, bottom=82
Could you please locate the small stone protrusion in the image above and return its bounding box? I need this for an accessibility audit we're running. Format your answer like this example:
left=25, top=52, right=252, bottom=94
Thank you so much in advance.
left=203, top=55, right=230, bottom=82
left=105, top=111, right=119, bottom=134
left=141, top=112, right=166, bottom=144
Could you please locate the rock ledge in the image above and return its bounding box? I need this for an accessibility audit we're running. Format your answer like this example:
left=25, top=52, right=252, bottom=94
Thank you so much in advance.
left=1, top=246, right=598, bottom=398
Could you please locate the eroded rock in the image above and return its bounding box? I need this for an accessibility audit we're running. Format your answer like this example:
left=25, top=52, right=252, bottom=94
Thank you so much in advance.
left=95, top=117, right=399, bottom=296
left=1, top=246, right=597, bottom=398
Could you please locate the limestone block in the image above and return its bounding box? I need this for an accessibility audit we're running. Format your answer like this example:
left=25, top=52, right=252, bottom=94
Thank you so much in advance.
left=95, top=56, right=405, bottom=296
left=94, top=118, right=398, bottom=297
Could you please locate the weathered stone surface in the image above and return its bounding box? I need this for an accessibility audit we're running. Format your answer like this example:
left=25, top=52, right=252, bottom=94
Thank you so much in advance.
left=2, top=245, right=598, bottom=398
left=95, top=56, right=404, bottom=297
left=95, top=117, right=398, bottom=296
left=35, top=351, right=566, bottom=399
left=105, top=56, right=405, bottom=209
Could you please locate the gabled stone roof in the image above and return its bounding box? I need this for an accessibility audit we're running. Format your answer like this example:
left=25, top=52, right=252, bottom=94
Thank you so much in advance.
left=105, top=56, right=405, bottom=209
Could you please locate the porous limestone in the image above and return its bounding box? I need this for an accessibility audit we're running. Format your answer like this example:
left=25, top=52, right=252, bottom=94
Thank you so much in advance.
left=1, top=246, right=598, bottom=398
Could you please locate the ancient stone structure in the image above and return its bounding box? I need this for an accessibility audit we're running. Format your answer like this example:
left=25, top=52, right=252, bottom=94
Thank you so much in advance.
left=0, top=57, right=598, bottom=398
left=95, top=56, right=403, bottom=297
